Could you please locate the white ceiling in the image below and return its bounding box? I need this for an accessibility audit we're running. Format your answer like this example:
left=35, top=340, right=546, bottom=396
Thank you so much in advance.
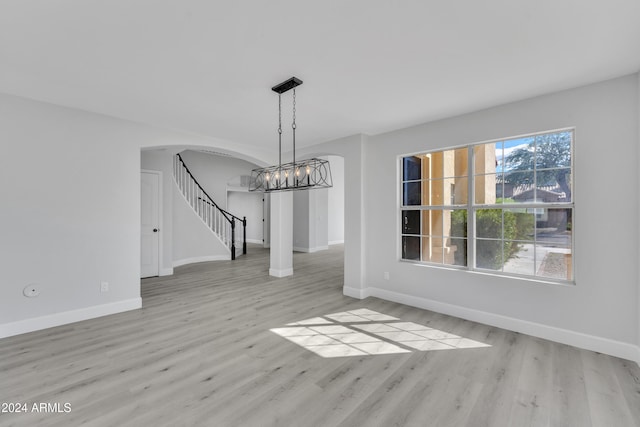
left=2, top=1, right=639, bottom=150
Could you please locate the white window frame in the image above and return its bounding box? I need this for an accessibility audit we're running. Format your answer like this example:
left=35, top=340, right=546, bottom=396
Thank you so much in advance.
left=399, top=128, right=575, bottom=285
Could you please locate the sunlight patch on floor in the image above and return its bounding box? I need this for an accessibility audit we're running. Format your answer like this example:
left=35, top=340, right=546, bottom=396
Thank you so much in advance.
left=271, top=309, right=491, bottom=358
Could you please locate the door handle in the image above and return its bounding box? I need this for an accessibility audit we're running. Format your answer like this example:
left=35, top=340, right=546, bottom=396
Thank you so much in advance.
left=153, top=228, right=159, bottom=232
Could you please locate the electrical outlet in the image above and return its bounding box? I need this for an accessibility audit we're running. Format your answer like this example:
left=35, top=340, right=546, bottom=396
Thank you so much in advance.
left=384, top=272, right=390, bottom=280
left=100, top=282, right=109, bottom=292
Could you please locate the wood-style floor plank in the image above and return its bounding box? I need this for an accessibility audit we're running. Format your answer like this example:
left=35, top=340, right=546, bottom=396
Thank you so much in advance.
left=1, top=244, right=639, bottom=427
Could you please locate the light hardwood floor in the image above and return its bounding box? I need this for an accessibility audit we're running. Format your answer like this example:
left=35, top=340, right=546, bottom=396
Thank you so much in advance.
left=1, top=245, right=639, bottom=426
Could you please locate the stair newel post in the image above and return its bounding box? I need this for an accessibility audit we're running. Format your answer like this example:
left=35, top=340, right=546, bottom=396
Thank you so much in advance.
left=242, top=216, right=247, bottom=255
left=231, top=219, right=236, bottom=260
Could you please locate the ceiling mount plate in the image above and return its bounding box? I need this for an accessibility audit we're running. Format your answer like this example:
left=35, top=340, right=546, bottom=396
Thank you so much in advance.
left=272, top=77, right=303, bottom=94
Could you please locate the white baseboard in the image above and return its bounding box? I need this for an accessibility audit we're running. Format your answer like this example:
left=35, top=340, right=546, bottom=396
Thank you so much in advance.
left=329, top=240, right=345, bottom=245
left=246, top=239, right=263, bottom=244
left=160, top=267, right=174, bottom=276
left=343, top=286, right=369, bottom=300
left=173, top=255, right=229, bottom=267
left=361, top=286, right=640, bottom=364
left=293, top=246, right=329, bottom=253
left=0, top=298, right=142, bottom=339
left=269, top=268, right=293, bottom=277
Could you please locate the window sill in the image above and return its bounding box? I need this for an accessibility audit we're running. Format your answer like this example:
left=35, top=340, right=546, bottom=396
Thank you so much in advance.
left=398, top=258, right=576, bottom=287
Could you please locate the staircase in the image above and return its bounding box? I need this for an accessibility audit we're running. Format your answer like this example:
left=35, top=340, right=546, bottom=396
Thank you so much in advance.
left=173, top=154, right=246, bottom=260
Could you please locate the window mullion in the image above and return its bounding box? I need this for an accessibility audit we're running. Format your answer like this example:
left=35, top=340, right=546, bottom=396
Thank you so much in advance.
left=467, top=146, right=475, bottom=270
left=420, top=206, right=423, bottom=262
left=501, top=209, right=505, bottom=272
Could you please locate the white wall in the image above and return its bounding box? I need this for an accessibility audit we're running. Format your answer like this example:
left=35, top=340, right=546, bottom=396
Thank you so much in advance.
left=227, top=191, right=263, bottom=244
left=296, top=134, right=368, bottom=296
left=313, top=189, right=329, bottom=250
left=327, top=155, right=345, bottom=245
left=0, top=94, right=142, bottom=334
left=293, top=191, right=310, bottom=251
left=172, top=185, right=229, bottom=265
left=179, top=150, right=258, bottom=212
left=637, top=72, right=640, bottom=363
left=363, top=74, right=639, bottom=361
left=0, top=92, right=271, bottom=338
left=291, top=155, right=343, bottom=250
left=293, top=189, right=329, bottom=252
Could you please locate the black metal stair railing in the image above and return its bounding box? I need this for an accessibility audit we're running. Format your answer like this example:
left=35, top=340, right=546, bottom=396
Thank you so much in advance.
left=173, top=153, right=246, bottom=260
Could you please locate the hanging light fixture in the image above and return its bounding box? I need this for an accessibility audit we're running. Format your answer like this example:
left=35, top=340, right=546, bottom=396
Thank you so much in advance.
left=249, top=77, right=333, bottom=193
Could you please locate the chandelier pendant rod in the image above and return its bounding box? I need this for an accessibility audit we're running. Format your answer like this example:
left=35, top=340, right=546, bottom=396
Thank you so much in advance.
left=278, top=93, right=282, bottom=190
left=292, top=88, right=296, bottom=188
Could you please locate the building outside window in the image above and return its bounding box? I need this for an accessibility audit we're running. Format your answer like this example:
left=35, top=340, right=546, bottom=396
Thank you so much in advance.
left=400, top=129, right=573, bottom=282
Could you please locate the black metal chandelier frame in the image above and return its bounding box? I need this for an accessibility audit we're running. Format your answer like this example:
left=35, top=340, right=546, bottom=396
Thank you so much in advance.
left=249, top=77, right=333, bottom=193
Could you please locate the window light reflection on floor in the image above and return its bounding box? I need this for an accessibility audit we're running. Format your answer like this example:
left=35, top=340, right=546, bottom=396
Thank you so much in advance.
left=270, top=309, right=491, bottom=358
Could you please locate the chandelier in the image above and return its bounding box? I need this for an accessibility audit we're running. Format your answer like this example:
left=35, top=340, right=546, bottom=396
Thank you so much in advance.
left=249, top=77, right=333, bottom=193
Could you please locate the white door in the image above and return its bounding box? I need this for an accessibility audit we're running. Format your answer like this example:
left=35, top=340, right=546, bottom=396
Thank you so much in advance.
left=263, top=193, right=270, bottom=247
left=141, top=171, right=160, bottom=278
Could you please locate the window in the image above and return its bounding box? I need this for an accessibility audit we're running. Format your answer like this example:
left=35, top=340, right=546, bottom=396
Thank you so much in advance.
left=400, top=129, right=573, bottom=282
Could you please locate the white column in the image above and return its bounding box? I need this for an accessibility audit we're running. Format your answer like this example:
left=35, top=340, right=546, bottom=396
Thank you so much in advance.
left=269, top=191, right=293, bottom=277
